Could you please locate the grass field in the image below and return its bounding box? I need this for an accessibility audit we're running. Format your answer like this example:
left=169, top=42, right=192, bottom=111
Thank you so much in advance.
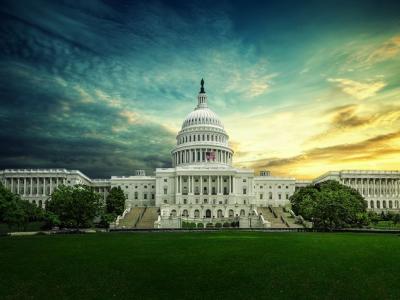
left=1, top=232, right=399, bottom=300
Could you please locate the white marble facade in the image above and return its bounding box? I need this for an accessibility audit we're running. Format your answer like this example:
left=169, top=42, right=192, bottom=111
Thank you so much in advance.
left=313, top=170, right=400, bottom=210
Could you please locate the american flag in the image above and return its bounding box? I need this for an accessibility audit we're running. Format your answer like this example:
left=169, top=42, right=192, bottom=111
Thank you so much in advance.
left=206, top=151, right=215, bottom=161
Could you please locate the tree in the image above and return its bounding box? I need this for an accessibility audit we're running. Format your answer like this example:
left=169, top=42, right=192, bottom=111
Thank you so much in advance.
left=106, top=186, right=126, bottom=216
left=47, top=185, right=102, bottom=229
left=393, top=214, right=400, bottom=225
left=290, top=180, right=367, bottom=230
left=0, top=183, right=43, bottom=230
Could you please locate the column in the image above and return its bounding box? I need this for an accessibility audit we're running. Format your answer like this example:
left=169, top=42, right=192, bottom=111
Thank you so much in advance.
left=217, top=176, right=220, bottom=194
left=179, top=176, right=182, bottom=194
left=50, top=176, right=53, bottom=194
left=361, top=178, right=364, bottom=196
left=231, top=176, right=234, bottom=193
left=43, top=178, right=46, bottom=196
left=175, top=176, right=178, bottom=195
left=200, top=175, right=203, bottom=195
left=24, top=178, right=27, bottom=195
left=10, top=178, right=14, bottom=193
left=30, top=178, right=33, bottom=195
left=227, top=176, right=230, bottom=195
left=37, top=178, right=39, bottom=195
left=17, top=178, right=20, bottom=194
left=191, top=176, right=194, bottom=194
left=208, top=175, right=211, bottom=195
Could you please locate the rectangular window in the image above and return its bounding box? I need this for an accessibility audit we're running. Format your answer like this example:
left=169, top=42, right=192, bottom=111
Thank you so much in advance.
left=163, top=188, right=167, bottom=195
left=243, top=188, right=247, bottom=195
left=260, top=194, right=263, bottom=199
left=144, top=194, right=147, bottom=200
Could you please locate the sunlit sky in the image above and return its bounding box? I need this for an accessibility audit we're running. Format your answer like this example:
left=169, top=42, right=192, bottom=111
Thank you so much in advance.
left=0, top=0, right=399, bottom=179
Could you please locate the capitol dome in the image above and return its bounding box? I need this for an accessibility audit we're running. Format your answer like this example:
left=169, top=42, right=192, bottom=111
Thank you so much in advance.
left=182, top=107, right=224, bottom=129
left=172, top=79, right=234, bottom=168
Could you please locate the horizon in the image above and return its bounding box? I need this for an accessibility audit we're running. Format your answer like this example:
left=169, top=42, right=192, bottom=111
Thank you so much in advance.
left=1, top=0, right=399, bottom=179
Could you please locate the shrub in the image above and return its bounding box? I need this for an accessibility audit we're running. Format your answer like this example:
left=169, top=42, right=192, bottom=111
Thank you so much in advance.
left=215, top=222, right=222, bottom=228
left=197, top=223, right=204, bottom=228
left=223, top=222, right=230, bottom=228
left=206, top=223, right=213, bottom=228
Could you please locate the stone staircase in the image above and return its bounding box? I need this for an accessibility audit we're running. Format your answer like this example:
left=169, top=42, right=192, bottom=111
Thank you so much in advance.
left=274, top=207, right=304, bottom=228
left=135, top=207, right=159, bottom=229
left=117, top=207, right=145, bottom=228
left=257, top=207, right=287, bottom=228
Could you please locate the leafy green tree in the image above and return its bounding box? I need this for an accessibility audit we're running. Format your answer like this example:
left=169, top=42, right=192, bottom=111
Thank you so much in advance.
left=290, top=180, right=367, bottom=230
left=393, top=214, right=400, bottom=225
left=0, top=183, right=44, bottom=230
left=47, top=185, right=102, bottom=229
left=106, top=186, right=126, bottom=216
left=42, top=211, right=61, bottom=229
left=367, top=211, right=380, bottom=224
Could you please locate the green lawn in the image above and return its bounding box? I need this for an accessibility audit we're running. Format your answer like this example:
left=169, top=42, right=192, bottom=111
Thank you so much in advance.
left=0, top=232, right=399, bottom=300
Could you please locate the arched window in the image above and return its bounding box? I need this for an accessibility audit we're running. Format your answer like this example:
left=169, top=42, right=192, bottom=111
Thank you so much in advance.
left=240, top=209, right=245, bottom=216
left=229, top=209, right=234, bottom=218
left=171, top=209, right=177, bottom=217
left=389, top=200, right=393, bottom=209
left=194, top=209, right=200, bottom=218
left=370, top=200, right=374, bottom=209
left=217, top=209, right=223, bottom=218
left=376, top=200, right=380, bottom=208
left=395, top=201, right=399, bottom=208
left=182, top=209, right=188, bottom=217
left=205, top=209, right=211, bottom=218
left=269, top=192, right=272, bottom=199
left=383, top=200, right=387, bottom=209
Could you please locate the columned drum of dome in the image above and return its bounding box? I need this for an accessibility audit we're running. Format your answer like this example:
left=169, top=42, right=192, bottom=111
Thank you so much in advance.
left=171, top=79, right=234, bottom=168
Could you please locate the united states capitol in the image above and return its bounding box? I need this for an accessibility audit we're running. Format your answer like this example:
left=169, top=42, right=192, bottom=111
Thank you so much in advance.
left=1, top=80, right=399, bottom=228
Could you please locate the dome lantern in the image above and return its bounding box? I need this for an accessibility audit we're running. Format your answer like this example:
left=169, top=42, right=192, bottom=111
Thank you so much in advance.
left=197, top=78, right=208, bottom=109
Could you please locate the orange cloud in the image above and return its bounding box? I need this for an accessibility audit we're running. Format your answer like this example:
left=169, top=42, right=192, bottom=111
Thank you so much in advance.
left=241, top=130, right=400, bottom=179
left=367, top=35, right=400, bottom=64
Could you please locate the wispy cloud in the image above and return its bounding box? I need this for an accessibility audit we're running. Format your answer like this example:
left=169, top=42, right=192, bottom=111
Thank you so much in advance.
left=328, top=78, right=386, bottom=100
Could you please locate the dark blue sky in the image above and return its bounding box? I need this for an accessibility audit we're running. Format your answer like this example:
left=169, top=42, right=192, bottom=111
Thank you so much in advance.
left=1, top=0, right=399, bottom=178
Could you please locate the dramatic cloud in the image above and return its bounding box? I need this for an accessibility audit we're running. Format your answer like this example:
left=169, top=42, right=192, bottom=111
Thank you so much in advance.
left=0, top=0, right=399, bottom=178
